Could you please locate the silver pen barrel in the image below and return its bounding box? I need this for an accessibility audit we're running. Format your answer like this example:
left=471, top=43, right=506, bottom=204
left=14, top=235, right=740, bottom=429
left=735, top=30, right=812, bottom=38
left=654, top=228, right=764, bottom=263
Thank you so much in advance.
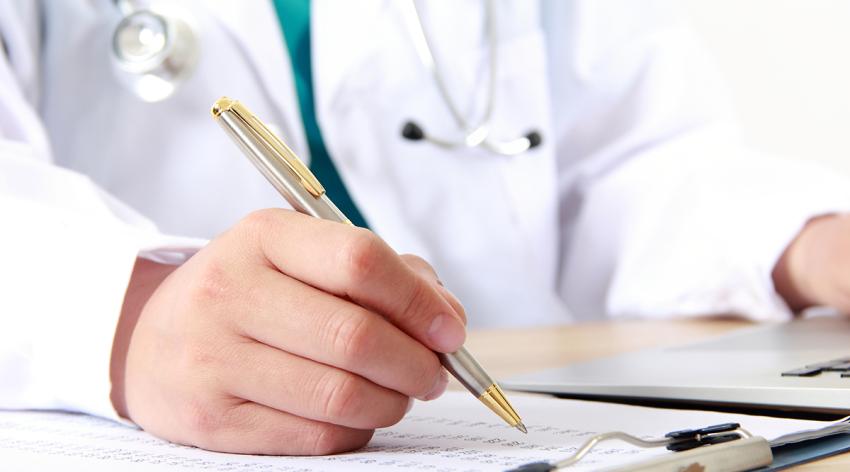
left=439, top=347, right=492, bottom=395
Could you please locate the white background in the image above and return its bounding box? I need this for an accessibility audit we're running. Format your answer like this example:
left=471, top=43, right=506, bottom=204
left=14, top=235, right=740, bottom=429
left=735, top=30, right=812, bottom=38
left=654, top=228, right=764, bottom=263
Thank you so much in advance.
left=685, top=0, right=850, bottom=175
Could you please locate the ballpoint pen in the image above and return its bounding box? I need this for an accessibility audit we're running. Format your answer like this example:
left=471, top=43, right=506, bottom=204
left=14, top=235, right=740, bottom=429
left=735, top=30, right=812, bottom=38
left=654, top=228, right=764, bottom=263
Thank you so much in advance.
left=211, top=97, right=527, bottom=434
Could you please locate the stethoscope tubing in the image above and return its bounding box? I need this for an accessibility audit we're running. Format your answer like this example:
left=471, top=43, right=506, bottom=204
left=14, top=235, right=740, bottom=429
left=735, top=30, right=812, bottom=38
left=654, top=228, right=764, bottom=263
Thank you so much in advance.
left=400, top=0, right=542, bottom=155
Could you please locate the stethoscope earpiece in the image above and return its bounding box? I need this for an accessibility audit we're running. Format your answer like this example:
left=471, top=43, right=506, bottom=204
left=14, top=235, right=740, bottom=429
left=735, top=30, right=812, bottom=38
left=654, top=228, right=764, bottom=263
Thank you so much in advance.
left=526, top=131, right=542, bottom=149
left=401, top=121, right=426, bottom=141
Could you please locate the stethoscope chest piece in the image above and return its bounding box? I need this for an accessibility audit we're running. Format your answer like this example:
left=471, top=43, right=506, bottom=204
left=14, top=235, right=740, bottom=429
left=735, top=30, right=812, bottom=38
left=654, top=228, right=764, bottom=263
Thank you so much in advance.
left=111, top=6, right=197, bottom=102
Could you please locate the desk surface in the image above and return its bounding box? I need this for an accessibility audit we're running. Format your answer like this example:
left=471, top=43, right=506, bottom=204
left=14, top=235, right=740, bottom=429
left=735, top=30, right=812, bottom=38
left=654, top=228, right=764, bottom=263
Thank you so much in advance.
left=464, top=319, right=846, bottom=471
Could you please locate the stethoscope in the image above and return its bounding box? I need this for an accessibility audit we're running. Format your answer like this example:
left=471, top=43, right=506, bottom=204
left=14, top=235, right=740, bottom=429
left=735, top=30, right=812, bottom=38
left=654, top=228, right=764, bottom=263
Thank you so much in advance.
left=399, top=0, right=543, bottom=155
left=110, top=0, right=542, bottom=155
left=110, top=0, right=197, bottom=102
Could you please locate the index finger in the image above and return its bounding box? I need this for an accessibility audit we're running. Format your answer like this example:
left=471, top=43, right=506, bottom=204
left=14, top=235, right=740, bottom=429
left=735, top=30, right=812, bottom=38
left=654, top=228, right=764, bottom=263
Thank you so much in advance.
left=240, top=209, right=466, bottom=353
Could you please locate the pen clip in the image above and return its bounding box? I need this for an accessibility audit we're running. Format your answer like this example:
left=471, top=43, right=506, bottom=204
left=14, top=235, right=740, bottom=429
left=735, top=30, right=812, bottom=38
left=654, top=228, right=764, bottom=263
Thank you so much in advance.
left=212, top=97, right=325, bottom=198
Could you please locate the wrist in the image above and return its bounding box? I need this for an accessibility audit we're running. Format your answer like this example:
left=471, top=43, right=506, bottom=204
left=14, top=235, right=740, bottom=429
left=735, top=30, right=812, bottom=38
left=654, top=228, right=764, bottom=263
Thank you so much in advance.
left=110, top=257, right=179, bottom=419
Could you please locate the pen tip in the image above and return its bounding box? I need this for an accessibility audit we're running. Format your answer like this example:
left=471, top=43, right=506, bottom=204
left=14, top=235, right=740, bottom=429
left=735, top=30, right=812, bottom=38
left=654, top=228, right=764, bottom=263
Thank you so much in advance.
left=516, top=422, right=528, bottom=434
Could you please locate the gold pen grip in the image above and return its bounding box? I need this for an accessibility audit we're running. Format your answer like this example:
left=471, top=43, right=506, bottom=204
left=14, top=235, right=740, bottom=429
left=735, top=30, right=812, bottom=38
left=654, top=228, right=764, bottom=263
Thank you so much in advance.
left=478, top=384, right=523, bottom=428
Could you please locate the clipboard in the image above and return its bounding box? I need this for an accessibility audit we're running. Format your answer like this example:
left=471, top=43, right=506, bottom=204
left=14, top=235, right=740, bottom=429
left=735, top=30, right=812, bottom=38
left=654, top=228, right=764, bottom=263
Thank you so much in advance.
left=508, top=418, right=850, bottom=472
left=758, top=425, right=850, bottom=471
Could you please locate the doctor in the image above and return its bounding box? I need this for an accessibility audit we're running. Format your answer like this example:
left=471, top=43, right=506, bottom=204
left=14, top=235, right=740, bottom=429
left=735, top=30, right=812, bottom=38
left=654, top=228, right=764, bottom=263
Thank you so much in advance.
left=2, top=0, right=850, bottom=456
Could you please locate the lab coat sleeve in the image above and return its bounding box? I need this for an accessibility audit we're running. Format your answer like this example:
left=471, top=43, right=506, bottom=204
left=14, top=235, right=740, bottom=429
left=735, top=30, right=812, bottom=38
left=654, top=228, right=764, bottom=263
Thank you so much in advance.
left=553, top=0, right=850, bottom=321
left=0, top=3, right=204, bottom=420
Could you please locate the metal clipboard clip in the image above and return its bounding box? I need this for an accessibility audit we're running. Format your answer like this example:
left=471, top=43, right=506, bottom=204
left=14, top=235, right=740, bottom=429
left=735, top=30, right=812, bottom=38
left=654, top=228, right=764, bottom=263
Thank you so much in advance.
left=507, top=423, right=773, bottom=472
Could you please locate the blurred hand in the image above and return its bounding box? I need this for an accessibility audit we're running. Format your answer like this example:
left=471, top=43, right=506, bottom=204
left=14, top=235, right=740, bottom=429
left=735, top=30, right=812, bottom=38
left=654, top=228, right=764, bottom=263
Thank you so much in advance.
left=110, top=209, right=467, bottom=455
left=773, top=213, right=850, bottom=313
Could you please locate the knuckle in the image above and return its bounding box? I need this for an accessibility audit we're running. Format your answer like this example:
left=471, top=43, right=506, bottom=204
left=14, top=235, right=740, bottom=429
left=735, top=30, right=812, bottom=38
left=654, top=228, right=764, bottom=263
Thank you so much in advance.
left=319, top=371, right=362, bottom=421
left=340, top=229, right=383, bottom=286
left=186, top=258, right=233, bottom=306
left=180, top=338, right=238, bottom=373
left=310, top=423, right=345, bottom=455
left=327, top=309, right=377, bottom=361
left=400, top=253, right=427, bottom=268
left=237, top=209, right=291, bottom=251
left=180, top=340, right=216, bottom=370
left=310, top=423, right=371, bottom=455
left=400, top=254, right=436, bottom=277
left=181, top=398, right=226, bottom=445
left=239, top=208, right=282, bottom=234
left=400, top=278, right=434, bottom=326
left=376, top=395, right=410, bottom=428
left=411, top=354, right=443, bottom=398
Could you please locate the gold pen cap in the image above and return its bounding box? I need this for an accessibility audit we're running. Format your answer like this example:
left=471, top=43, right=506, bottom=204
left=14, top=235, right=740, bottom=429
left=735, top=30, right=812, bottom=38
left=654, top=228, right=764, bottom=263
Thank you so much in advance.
left=211, top=97, right=352, bottom=224
left=211, top=97, right=325, bottom=198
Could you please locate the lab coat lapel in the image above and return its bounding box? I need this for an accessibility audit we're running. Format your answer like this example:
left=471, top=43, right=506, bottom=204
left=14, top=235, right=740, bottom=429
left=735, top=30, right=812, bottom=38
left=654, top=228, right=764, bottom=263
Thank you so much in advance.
left=203, top=0, right=310, bottom=159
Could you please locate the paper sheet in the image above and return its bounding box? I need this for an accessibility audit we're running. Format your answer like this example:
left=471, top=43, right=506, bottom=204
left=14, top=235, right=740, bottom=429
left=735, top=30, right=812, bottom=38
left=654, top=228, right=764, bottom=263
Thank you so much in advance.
left=0, top=392, right=831, bottom=471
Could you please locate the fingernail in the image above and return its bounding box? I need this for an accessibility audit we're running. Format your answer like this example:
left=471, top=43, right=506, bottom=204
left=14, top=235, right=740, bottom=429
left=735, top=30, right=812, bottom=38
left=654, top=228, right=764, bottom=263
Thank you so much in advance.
left=423, top=369, right=449, bottom=401
left=427, top=314, right=466, bottom=352
left=405, top=397, right=415, bottom=413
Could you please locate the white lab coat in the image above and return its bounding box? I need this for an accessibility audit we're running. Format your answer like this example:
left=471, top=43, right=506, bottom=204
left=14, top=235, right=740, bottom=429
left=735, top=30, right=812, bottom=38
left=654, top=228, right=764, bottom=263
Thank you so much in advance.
left=1, top=0, right=849, bottom=421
